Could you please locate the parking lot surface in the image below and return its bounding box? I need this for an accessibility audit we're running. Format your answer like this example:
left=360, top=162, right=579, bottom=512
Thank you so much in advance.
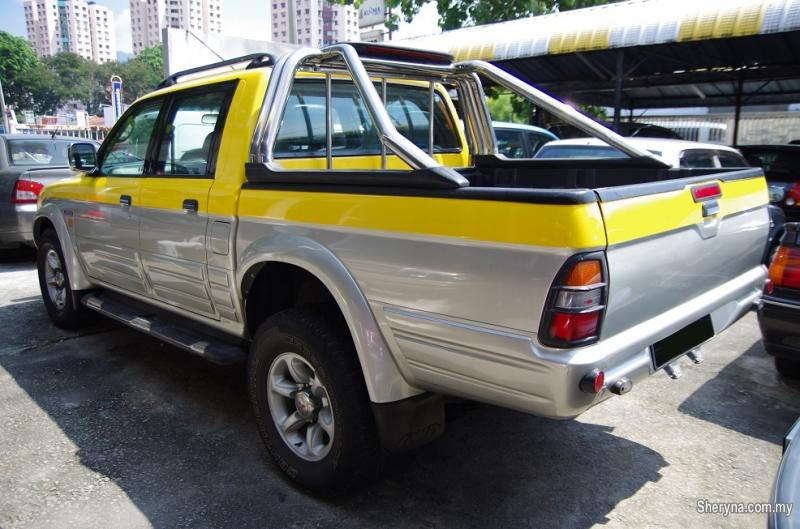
left=1, top=251, right=799, bottom=529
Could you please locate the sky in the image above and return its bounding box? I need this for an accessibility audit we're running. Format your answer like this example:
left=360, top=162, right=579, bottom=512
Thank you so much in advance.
left=0, top=0, right=441, bottom=54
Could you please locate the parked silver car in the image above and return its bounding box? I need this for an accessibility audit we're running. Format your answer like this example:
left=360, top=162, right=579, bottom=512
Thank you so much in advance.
left=0, top=134, right=98, bottom=251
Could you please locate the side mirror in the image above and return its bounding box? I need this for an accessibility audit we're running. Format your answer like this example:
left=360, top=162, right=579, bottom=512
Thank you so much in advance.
left=68, top=142, right=97, bottom=172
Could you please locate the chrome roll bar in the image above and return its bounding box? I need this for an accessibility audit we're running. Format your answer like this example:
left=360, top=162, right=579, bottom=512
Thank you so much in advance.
left=248, top=44, right=670, bottom=173
left=456, top=60, right=669, bottom=166
left=249, top=44, right=470, bottom=186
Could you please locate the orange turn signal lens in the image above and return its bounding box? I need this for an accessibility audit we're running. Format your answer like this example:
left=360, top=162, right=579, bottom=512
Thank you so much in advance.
left=564, top=260, right=602, bottom=286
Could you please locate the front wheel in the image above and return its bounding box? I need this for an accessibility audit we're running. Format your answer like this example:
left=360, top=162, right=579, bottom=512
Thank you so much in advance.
left=37, top=229, right=94, bottom=329
left=248, top=307, right=381, bottom=496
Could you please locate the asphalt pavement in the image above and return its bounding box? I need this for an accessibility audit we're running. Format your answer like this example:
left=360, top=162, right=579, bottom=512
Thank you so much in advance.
left=1, top=249, right=799, bottom=529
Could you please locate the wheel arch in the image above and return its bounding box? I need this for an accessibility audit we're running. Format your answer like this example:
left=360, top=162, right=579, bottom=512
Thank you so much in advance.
left=33, top=205, right=93, bottom=291
left=237, top=233, right=420, bottom=404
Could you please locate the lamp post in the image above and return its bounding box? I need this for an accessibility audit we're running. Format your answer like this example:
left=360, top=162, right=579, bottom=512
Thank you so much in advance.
left=0, top=78, right=9, bottom=134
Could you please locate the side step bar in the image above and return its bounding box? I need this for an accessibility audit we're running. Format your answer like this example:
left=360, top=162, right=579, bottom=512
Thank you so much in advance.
left=82, top=293, right=247, bottom=365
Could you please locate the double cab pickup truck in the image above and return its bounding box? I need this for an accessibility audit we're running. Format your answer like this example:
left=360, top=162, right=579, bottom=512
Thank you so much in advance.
left=34, top=43, right=769, bottom=495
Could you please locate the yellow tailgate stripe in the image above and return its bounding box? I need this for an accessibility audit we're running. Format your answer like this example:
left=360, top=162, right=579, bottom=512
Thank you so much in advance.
left=600, top=177, right=768, bottom=246
left=239, top=189, right=607, bottom=249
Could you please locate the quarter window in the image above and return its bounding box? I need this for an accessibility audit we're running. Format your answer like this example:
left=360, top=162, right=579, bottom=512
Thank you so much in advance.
left=100, top=99, right=161, bottom=176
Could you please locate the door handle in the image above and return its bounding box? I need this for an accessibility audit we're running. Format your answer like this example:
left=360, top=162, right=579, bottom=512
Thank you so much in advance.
left=120, top=194, right=131, bottom=206
left=182, top=198, right=199, bottom=213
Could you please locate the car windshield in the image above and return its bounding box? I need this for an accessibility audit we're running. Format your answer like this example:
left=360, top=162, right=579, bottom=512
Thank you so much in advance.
left=7, top=139, right=73, bottom=166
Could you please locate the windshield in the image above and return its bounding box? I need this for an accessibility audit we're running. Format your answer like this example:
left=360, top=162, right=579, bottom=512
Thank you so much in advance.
left=7, top=139, right=73, bottom=166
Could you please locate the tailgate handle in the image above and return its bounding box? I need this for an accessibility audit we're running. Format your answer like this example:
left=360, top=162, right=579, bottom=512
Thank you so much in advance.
left=119, top=194, right=131, bottom=207
left=182, top=199, right=198, bottom=213
left=702, top=200, right=720, bottom=217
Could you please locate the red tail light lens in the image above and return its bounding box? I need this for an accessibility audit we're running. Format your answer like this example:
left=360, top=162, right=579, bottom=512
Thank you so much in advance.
left=691, top=182, right=722, bottom=201
left=769, top=245, right=800, bottom=290
left=549, top=311, right=601, bottom=342
left=540, top=253, right=607, bottom=347
left=12, top=180, right=44, bottom=204
left=787, top=182, right=800, bottom=207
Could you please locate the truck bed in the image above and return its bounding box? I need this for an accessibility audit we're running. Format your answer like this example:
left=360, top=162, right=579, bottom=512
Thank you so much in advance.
left=460, top=155, right=761, bottom=191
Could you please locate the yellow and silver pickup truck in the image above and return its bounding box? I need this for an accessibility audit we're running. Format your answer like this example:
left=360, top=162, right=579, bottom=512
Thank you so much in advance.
left=34, top=43, right=768, bottom=494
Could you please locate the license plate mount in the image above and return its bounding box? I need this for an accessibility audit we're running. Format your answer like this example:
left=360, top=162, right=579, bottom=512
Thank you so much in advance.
left=651, top=315, right=715, bottom=369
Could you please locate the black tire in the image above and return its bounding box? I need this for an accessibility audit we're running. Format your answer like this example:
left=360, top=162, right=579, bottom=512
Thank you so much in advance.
left=37, top=228, right=95, bottom=329
left=248, top=306, right=381, bottom=496
left=775, top=357, right=800, bottom=380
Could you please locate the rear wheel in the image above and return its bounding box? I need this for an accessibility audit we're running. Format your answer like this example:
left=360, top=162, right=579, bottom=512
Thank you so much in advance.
left=37, top=229, right=94, bottom=329
left=775, top=357, right=800, bottom=380
left=248, top=307, right=381, bottom=496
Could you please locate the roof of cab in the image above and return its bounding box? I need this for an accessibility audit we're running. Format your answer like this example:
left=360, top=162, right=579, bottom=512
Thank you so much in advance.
left=142, top=67, right=270, bottom=100
left=492, top=121, right=559, bottom=139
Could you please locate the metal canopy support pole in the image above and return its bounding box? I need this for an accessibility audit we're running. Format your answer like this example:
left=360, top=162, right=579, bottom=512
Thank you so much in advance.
left=381, top=78, right=387, bottom=169
left=613, top=49, right=624, bottom=133
left=325, top=73, right=332, bottom=169
left=428, top=81, right=435, bottom=156
left=733, top=75, right=744, bottom=147
left=628, top=100, right=635, bottom=125
left=0, top=79, right=8, bottom=134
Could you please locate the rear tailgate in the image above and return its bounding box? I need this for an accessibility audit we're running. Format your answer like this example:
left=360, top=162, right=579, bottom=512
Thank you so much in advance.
left=596, top=168, right=769, bottom=340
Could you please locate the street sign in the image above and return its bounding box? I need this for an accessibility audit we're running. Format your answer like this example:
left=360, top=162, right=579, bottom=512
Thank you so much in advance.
left=110, top=75, right=123, bottom=122
left=359, top=0, right=385, bottom=28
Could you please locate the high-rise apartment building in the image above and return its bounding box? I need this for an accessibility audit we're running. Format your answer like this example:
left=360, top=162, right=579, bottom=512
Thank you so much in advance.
left=88, top=2, right=116, bottom=63
left=23, top=0, right=116, bottom=63
left=271, top=0, right=360, bottom=48
left=130, top=0, right=224, bottom=56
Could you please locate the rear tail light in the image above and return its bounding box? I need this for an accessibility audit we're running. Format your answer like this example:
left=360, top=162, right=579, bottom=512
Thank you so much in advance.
left=540, top=252, right=607, bottom=347
left=691, top=182, right=722, bottom=201
left=768, top=245, right=800, bottom=290
left=12, top=180, right=44, bottom=204
left=787, top=182, right=800, bottom=207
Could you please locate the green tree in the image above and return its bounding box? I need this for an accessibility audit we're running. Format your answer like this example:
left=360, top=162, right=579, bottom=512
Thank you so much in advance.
left=135, top=43, right=163, bottom=74
left=17, top=63, right=60, bottom=115
left=380, top=0, right=619, bottom=32
left=0, top=31, right=39, bottom=109
left=46, top=53, right=96, bottom=104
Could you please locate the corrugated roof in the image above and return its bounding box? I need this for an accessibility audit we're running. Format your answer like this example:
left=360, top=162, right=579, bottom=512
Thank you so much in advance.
left=406, top=0, right=800, bottom=62
left=403, top=0, right=800, bottom=109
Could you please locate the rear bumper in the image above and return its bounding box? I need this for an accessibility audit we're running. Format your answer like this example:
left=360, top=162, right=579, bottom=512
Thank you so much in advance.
left=383, top=266, right=766, bottom=419
left=758, top=295, right=800, bottom=358
left=0, top=203, right=36, bottom=248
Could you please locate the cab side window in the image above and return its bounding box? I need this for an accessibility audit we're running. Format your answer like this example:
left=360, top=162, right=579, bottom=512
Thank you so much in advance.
left=153, top=86, right=233, bottom=177
left=99, top=99, right=162, bottom=176
left=495, top=129, right=525, bottom=158
left=273, top=79, right=460, bottom=159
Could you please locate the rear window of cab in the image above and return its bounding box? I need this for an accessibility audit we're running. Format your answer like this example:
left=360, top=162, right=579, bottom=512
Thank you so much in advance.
left=273, top=80, right=461, bottom=158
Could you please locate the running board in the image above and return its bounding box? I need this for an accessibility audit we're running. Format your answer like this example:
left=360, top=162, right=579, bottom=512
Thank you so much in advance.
left=81, top=293, right=247, bottom=365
